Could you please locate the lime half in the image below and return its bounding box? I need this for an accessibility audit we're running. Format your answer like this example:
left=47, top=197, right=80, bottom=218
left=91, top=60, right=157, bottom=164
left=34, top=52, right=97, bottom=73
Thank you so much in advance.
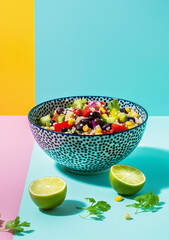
left=109, top=165, right=146, bottom=195
left=29, top=177, right=67, bottom=209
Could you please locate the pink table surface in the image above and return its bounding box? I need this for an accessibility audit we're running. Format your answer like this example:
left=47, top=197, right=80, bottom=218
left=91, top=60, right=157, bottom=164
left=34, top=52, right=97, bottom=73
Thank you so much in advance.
left=0, top=116, right=34, bottom=240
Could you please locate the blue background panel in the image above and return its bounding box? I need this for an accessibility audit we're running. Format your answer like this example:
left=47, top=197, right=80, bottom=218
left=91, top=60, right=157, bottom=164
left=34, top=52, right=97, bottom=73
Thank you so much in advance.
left=35, top=0, right=169, bottom=115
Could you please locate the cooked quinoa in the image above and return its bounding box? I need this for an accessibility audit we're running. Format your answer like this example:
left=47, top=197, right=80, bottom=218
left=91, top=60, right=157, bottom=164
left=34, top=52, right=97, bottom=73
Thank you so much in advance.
left=40, top=98, right=143, bottom=135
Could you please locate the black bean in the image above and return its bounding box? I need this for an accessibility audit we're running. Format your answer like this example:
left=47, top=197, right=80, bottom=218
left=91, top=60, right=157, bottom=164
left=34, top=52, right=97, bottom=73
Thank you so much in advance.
left=94, top=118, right=104, bottom=126
left=50, top=113, right=53, bottom=118
left=80, top=118, right=91, bottom=125
left=62, top=128, right=67, bottom=132
left=57, top=107, right=64, bottom=115
left=89, top=111, right=101, bottom=119
left=120, top=108, right=128, bottom=114
left=50, top=120, right=55, bottom=125
left=81, top=118, right=93, bottom=128
left=76, top=123, right=84, bottom=131
left=102, top=123, right=112, bottom=130
left=88, top=122, right=93, bottom=129
left=127, top=116, right=135, bottom=122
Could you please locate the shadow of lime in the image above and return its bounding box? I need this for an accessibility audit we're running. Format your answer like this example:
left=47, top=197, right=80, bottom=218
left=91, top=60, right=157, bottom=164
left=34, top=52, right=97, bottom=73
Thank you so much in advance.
left=14, top=230, right=34, bottom=237
left=56, top=147, right=169, bottom=194
left=40, top=200, right=86, bottom=216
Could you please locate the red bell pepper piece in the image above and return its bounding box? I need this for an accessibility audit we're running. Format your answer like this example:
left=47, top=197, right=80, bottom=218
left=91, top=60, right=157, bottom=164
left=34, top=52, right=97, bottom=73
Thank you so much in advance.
left=82, top=106, right=92, bottom=117
left=54, top=121, right=72, bottom=132
left=73, top=108, right=82, bottom=116
left=102, top=129, right=114, bottom=134
left=111, top=123, right=127, bottom=132
left=52, top=112, right=59, bottom=122
left=102, top=130, right=108, bottom=134
left=100, top=101, right=106, bottom=106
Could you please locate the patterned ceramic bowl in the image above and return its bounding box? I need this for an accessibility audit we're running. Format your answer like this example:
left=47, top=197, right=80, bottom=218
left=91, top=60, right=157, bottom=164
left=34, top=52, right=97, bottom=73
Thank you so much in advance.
left=28, top=96, right=148, bottom=175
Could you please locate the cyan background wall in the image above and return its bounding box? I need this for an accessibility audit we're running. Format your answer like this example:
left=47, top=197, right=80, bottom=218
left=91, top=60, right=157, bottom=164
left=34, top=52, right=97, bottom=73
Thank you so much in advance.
left=35, top=0, right=169, bottom=116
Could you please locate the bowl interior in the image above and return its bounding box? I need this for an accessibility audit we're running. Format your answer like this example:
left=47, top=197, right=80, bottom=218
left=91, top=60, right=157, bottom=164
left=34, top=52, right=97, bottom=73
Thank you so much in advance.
left=28, top=96, right=148, bottom=127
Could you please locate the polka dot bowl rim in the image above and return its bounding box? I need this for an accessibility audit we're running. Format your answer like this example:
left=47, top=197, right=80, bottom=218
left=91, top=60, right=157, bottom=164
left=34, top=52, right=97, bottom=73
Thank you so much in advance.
left=28, top=95, right=148, bottom=137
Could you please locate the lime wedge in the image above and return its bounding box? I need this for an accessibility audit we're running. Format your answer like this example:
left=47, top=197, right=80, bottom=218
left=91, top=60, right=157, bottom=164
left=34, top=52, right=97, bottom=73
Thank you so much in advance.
left=109, top=165, right=146, bottom=195
left=29, top=177, right=67, bottom=209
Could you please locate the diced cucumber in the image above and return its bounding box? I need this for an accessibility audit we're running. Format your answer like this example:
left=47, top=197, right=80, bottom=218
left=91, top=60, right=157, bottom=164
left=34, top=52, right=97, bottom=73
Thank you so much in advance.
left=101, top=113, right=116, bottom=123
left=101, top=114, right=109, bottom=123
left=118, top=113, right=127, bottom=123
left=73, top=98, right=87, bottom=110
left=40, top=114, right=51, bottom=125
left=106, top=117, right=116, bottom=123
left=57, top=115, right=65, bottom=123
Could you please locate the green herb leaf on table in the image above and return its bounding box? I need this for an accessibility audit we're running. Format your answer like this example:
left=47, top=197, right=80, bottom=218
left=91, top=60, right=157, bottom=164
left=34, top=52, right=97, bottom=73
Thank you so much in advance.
left=0, top=216, right=30, bottom=233
left=85, top=198, right=96, bottom=204
left=76, top=198, right=111, bottom=220
left=126, top=192, right=160, bottom=213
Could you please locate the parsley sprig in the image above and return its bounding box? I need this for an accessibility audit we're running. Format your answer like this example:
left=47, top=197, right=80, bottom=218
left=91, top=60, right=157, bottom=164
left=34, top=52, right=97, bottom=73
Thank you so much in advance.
left=126, top=192, right=159, bottom=214
left=76, top=198, right=111, bottom=220
left=107, top=99, right=120, bottom=111
left=0, top=215, right=30, bottom=233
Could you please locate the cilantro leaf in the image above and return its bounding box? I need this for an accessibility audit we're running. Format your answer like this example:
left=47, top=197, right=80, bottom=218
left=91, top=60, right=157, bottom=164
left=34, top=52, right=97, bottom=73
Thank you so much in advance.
left=14, top=216, right=20, bottom=226
left=18, top=222, right=30, bottom=227
left=85, top=198, right=96, bottom=204
left=0, top=216, right=30, bottom=233
left=76, top=198, right=111, bottom=220
left=112, top=99, right=120, bottom=110
left=107, top=101, right=113, bottom=111
left=4, top=220, right=15, bottom=230
left=96, top=201, right=111, bottom=212
left=107, top=99, right=120, bottom=111
left=126, top=192, right=160, bottom=213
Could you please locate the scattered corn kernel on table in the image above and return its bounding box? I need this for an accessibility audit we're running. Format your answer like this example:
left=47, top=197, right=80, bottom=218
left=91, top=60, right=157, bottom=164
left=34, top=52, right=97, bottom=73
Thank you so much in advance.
left=1, top=116, right=169, bottom=240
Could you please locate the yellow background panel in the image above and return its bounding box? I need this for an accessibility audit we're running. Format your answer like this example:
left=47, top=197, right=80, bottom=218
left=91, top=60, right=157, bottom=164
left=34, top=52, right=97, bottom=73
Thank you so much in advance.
left=0, top=0, right=35, bottom=115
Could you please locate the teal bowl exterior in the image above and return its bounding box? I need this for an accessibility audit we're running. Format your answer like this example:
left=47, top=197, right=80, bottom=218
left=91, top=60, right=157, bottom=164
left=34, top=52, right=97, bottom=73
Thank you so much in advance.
left=28, top=96, right=148, bottom=174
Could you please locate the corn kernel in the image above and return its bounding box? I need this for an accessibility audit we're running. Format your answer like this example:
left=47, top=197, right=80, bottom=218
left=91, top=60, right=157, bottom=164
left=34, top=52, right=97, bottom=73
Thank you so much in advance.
left=133, top=113, right=139, bottom=118
left=83, top=125, right=89, bottom=132
left=96, top=132, right=102, bottom=135
left=128, top=112, right=133, bottom=116
left=125, top=107, right=130, bottom=113
left=96, top=127, right=102, bottom=133
left=128, top=125, right=134, bottom=129
left=114, top=196, right=123, bottom=202
left=126, top=121, right=133, bottom=126
left=68, top=118, right=75, bottom=126
left=100, top=107, right=106, bottom=113
left=124, top=213, right=131, bottom=220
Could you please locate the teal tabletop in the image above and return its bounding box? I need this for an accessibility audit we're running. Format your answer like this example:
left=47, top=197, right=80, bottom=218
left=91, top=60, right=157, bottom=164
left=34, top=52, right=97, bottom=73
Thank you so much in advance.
left=13, top=117, right=169, bottom=240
